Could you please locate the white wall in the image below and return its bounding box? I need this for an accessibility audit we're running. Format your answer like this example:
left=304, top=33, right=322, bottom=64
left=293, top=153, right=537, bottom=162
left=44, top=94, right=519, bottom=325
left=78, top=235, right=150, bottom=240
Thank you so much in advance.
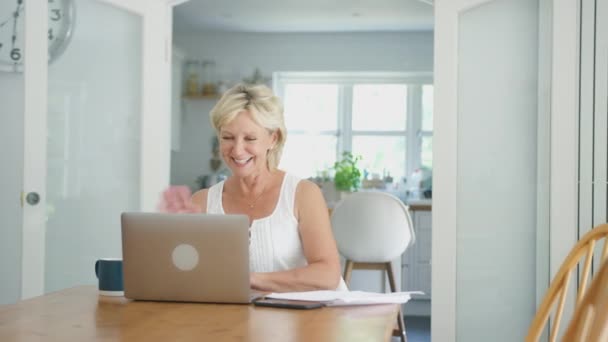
left=456, top=0, right=538, bottom=340
left=171, top=31, right=434, bottom=189
left=170, top=99, right=218, bottom=190
left=174, top=31, right=434, bottom=76
left=0, top=74, right=24, bottom=305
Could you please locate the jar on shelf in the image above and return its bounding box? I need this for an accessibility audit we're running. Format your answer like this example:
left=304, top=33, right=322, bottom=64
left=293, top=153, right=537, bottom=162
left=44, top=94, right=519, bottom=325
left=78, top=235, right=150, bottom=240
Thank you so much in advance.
left=201, top=60, right=217, bottom=96
left=184, top=60, right=200, bottom=97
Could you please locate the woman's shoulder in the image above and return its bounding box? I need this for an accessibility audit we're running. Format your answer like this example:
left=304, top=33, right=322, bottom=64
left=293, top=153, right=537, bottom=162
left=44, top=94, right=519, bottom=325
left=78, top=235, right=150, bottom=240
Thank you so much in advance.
left=295, top=178, right=319, bottom=192
left=294, top=178, right=324, bottom=204
left=292, top=177, right=329, bottom=222
left=274, top=170, right=318, bottom=197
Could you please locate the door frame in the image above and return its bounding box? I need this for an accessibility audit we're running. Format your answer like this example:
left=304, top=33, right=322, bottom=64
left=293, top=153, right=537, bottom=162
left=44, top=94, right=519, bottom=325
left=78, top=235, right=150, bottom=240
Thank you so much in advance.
left=21, top=0, right=50, bottom=300
left=432, top=1, right=497, bottom=340
left=547, top=0, right=579, bottom=310
left=21, top=0, right=188, bottom=299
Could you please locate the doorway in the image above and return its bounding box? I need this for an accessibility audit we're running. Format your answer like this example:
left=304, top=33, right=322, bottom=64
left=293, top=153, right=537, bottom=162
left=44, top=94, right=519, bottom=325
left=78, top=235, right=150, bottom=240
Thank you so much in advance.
left=170, top=1, right=435, bottom=341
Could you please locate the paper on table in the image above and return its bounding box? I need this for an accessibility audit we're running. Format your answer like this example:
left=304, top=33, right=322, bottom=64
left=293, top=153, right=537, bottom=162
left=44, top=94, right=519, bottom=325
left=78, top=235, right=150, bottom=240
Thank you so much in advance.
left=266, top=290, right=424, bottom=306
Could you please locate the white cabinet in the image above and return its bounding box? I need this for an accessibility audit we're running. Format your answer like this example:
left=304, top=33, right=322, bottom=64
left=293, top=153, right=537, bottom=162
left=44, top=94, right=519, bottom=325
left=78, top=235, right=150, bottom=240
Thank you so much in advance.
left=402, top=207, right=432, bottom=315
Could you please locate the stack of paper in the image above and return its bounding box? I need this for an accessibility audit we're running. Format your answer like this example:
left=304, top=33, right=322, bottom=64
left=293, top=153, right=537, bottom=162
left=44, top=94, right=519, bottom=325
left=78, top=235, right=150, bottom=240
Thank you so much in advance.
left=266, top=290, right=424, bottom=306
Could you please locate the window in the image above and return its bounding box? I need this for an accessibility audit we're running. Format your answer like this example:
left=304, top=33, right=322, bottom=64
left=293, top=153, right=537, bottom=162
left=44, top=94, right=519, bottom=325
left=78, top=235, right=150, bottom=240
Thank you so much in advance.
left=275, top=72, right=433, bottom=183
left=421, top=85, right=434, bottom=169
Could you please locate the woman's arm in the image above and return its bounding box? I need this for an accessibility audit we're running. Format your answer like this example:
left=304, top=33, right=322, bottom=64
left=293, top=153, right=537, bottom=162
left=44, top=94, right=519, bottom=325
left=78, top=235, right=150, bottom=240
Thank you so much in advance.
left=250, top=180, right=342, bottom=292
left=191, top=189, right=208, bottom=213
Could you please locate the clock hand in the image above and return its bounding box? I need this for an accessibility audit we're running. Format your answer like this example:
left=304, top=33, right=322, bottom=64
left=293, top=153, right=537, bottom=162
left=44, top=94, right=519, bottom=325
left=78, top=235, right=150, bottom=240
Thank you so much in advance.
left=0, top=16, right=12, bottom=30
left=0, top=3, right=22, bottom=29
left=10, top=0, right=23, bottom=51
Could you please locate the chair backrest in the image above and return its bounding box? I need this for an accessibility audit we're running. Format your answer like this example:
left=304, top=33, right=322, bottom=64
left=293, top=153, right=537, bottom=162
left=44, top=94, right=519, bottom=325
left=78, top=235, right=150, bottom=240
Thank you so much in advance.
left=526, top=224, right=608, bottom=342
left=562, top=258, right=608, bottom=342
left=330, top=191, right=415, bottom=262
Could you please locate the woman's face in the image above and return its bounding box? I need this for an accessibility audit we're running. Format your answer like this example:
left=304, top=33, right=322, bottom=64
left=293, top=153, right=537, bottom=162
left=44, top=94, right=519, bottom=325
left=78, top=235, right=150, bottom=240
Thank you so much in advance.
left=219, top=110, right=277, bottom=177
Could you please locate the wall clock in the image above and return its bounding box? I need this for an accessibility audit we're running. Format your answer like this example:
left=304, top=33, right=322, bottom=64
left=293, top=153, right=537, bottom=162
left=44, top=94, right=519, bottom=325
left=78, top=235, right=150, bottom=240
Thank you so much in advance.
left=0, top=0, right=75, bottom=72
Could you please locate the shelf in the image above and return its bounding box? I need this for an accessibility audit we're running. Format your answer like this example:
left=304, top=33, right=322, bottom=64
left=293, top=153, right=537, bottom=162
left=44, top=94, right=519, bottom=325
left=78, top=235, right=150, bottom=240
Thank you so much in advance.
left=182, top=94, right=221, bottom=100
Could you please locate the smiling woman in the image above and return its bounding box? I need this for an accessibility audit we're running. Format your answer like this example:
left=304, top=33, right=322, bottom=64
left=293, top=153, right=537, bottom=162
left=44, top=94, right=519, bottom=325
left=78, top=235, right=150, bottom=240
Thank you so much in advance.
left=210, top=84, right=286, bottom=173
left=161, top=83, right=348, bottom=293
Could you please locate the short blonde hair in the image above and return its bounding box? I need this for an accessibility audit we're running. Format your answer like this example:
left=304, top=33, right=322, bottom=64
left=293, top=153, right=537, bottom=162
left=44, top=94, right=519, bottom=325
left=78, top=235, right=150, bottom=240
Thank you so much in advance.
left=210, top=83, right=287, bottom=170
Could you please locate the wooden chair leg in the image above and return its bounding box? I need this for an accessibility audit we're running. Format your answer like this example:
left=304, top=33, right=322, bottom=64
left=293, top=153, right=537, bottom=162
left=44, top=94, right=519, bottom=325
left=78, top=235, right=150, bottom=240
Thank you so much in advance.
left=344, top=261, right=407, bottom=341
left=393, top=309, right=407, bottom=342
left=386, top=262, right=407, bottom=342
left=343, top=260, right=354, bottom=285
left=386, top=261, right=397, bottom=292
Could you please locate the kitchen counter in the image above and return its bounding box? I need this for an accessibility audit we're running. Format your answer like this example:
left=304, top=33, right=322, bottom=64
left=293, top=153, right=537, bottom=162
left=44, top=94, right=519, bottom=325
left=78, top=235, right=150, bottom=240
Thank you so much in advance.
left=317, top=180, right=432, bottom=210
left=405, top=198, right=432, bottom=211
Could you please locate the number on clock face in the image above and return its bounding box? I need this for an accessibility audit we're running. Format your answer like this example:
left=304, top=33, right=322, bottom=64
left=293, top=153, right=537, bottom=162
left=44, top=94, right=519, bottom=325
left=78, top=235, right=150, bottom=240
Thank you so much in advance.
left=0, top=0, right=75, bottom=72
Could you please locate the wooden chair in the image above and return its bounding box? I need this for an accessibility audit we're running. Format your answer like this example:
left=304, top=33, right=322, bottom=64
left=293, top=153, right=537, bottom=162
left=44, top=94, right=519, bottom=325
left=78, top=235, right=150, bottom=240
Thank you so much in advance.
left=562, top=258, right=608, bottom=342
left=526, top=224, right=608, bottom=342
left=331, top=192, right=415, bottom=342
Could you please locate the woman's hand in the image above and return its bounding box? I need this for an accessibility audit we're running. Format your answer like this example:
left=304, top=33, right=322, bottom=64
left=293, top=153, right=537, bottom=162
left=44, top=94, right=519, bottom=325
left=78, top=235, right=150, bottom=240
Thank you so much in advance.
left=157, top=185, right=202, bottom=213
left=250, top=272, right=262, bottom=291
left=250, top=272, right=272, bottom=292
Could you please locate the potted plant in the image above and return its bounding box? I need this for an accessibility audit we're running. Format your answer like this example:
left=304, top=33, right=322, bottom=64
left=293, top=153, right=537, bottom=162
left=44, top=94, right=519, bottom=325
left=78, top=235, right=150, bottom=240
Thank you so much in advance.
left=333, top=152, right=362, bottom=193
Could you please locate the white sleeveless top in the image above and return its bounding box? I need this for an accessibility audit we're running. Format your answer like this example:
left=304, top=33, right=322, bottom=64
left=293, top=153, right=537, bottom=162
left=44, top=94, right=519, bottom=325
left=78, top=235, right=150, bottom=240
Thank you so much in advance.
left=206, top=173, right=348, bottom=291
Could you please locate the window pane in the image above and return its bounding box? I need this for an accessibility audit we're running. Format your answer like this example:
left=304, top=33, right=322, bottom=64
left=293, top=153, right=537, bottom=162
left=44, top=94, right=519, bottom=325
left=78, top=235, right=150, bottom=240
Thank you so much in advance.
left=422, top=85, right=434, bottom=131
left=280, top=134, right=337, bottom=179
left=421, top=136, right=433, bottom=169
left=352, top=136, right=406, bottom=182
left=283, top=84, right=338, bottom=131
left=352, top=84, right=407, bottom=131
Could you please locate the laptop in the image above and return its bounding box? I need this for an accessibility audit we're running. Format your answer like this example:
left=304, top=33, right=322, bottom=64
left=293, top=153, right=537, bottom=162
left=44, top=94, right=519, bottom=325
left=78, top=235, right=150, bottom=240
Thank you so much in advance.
left=121, top=212, right=264, bottom=304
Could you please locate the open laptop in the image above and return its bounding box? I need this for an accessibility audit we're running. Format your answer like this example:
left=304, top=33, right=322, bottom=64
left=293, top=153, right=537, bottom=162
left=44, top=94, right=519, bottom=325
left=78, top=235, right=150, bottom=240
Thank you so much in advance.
left=121, top=212, right=264, bottom=304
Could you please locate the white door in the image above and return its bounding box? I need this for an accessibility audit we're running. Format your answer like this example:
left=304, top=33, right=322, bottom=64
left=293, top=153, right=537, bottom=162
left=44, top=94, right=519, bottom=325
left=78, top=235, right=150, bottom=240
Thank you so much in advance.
left=19, top=0, right=175, bottom=300
left=20, top=0, right=143, bottom=298
left=433, top=0, right=552, bottom=341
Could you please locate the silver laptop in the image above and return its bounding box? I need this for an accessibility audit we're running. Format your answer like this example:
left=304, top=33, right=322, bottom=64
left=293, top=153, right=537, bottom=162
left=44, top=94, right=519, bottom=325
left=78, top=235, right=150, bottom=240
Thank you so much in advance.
left=121, top=212, right=262, bottom=304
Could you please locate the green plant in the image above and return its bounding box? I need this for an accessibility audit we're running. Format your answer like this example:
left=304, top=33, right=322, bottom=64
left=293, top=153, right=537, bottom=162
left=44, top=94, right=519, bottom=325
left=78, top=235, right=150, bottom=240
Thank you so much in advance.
left=333, top=152, right=362, bottom=192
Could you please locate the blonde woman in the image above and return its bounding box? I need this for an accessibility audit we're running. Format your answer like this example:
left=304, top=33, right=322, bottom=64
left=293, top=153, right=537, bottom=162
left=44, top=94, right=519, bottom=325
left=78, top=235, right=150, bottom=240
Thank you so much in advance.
left=161, top=83, right=347, bottom=292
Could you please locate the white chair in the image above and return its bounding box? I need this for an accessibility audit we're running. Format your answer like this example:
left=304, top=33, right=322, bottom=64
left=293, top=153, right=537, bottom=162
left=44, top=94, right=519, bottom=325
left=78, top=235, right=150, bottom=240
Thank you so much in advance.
left=331, top=191, right=416, bottom=342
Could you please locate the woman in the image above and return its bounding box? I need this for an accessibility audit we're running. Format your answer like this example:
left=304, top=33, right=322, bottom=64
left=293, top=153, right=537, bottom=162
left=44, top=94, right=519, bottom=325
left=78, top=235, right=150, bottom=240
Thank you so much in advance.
left=162, top=83, right=347, bottom=292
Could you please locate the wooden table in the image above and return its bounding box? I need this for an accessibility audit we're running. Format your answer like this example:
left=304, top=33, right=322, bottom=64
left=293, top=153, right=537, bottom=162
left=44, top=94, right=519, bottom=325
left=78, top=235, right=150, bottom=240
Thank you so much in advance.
left=0, top=286, right=399, bottom=341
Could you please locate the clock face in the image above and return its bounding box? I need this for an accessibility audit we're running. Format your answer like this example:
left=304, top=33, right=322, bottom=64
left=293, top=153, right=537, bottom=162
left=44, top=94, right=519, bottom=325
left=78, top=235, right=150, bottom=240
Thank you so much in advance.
left=0, top=0, right=75, bottom=72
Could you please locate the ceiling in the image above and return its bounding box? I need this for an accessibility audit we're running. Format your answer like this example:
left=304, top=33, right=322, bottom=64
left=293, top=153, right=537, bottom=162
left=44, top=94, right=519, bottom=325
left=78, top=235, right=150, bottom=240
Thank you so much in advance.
left=173, top=0, right=434, bottom=33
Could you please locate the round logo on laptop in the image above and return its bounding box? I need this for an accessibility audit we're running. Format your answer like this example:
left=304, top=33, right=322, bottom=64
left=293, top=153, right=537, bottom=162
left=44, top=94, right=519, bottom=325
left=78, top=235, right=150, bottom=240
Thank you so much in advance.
left=171, top=244, right=199, bottom=271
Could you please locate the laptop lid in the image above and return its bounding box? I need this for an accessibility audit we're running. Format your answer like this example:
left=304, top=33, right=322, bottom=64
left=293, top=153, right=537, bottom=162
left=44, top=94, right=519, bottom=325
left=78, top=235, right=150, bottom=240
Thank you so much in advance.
left=121, top=212, right=252, bottom=304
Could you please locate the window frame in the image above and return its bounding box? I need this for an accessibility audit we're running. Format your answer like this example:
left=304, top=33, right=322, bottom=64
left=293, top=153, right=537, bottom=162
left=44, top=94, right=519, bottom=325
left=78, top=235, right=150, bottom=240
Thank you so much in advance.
left=273, top=72, right=433, bottom=180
